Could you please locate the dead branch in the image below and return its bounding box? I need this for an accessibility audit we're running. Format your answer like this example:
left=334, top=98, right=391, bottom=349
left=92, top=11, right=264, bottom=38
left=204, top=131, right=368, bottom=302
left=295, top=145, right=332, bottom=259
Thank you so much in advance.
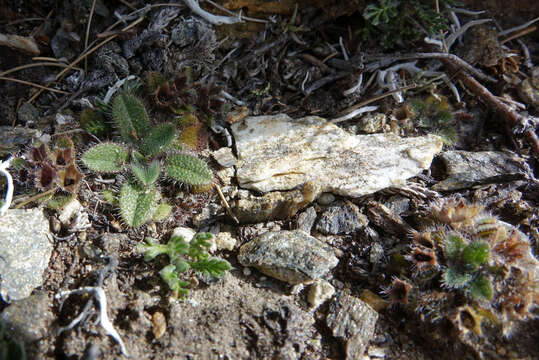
left=441, top=59, right=539, bottom=154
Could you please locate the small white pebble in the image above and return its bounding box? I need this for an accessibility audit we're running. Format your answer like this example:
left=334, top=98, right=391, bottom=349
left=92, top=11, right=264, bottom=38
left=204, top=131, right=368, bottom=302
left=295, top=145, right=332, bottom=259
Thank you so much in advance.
left=243, top=267, right=252, bottom=276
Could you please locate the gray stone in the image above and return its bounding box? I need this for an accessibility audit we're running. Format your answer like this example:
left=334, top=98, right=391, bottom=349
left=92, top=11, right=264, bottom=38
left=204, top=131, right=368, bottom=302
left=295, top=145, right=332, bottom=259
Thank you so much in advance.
left=238, top=230, right=338, bottom=285
left=99, top=233, right=128, bottom=254
left=0, top=292, right=54, bottom=359
left=383, top=195, right=410, bottom=215
left=17, top=103, right=39, bottom=125
left=307, top=279, right=335, bottom=309
left=316, top=201, right=368, bottom=235
left=231, top=114, right=442, bottom=198
left=232, top=182, right=317, bottom=223
left=212, top=147, right=237, bottom=167
left=433, top=150, right=530, bottom=191
left=326, top=292, right=379, bottom=359
left=296, top=206, right=317, bottom=233
left=0, top=209, right=52, bottom=301
left=355, top=113, right=386, bottom=134
left=0, top=293, right=53, bottom=341
left=0, top=126, right=40, bottom=156
left=317, top=192, right=335, bottom=206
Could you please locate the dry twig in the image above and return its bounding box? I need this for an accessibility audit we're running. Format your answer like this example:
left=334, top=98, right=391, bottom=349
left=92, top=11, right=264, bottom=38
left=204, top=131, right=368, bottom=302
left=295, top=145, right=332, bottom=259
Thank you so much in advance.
left=441, top=59, right=539, bottom=154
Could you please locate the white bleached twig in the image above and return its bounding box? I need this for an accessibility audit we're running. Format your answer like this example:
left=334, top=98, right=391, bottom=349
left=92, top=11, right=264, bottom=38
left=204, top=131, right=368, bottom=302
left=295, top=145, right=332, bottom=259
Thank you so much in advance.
left=0, top=156, right=14, bottom=216
left=445, top=19, right=492, bottom=50
left=183, top=0, right=243, bottom=25
left=103, top=75, right=136, bottom=104
left=55, top=287, right=129, bottom=357
left=343, top=73, right=363, bottom=96
left=498, top=16, right=539, bottom=36
left=331, top=105, right=379, bottom=123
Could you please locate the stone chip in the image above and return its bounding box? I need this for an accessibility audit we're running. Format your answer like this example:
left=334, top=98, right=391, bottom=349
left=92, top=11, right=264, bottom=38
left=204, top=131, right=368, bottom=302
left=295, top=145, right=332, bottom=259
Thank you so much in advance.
left=238, top=230, right=338, bottom=284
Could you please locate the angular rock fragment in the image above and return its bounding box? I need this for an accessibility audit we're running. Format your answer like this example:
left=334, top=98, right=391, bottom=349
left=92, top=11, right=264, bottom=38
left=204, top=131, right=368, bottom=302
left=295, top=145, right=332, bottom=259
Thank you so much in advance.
left=326, top=291, right=379, bottom=359
left=0, top=209, right=52, bottom=301
left=232, top=182, right=318, bottom=223
left=433, top=150, right=530, bottom=191
left=231, top=114, right=442, bottom=198
left=316, top=201, right=368, bottom=235
left=238, top=230, right=338, bottom=284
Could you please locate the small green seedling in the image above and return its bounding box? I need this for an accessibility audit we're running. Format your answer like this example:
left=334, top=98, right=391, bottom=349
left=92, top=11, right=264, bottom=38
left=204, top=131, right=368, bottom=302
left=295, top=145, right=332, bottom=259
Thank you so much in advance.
left=138, top=232, right=231, bottom=299
left=81, top=90, right=213, bottom=227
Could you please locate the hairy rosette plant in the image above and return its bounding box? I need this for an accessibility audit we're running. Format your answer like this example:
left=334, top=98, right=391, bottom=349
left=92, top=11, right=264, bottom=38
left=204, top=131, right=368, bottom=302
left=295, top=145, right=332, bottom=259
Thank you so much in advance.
left=81, top=90, right=213, bottom=227
left=384, top=198, right=539, bottom=351
left=138, top=232, right=231, bottom=299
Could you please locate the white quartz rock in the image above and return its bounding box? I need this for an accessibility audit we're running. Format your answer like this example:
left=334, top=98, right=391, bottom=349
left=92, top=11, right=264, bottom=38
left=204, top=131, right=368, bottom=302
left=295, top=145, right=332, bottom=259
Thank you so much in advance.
left=231, top=114, right=443, bottom=198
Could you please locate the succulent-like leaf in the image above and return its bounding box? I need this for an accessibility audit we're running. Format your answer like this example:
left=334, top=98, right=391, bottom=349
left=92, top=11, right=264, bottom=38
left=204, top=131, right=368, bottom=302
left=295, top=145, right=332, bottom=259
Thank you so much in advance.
left=102, top=189, right=118, bottom=205
left=468, top=275, right=493, bottom=301
left=112, top=92, right=150, bottom=143
left=152, top=201, right=172, bottom=221
left=82, top=143, right=129, bottom=173
left=462, top=241, right=489, bottom=269
left=119, top=182, right=158, bottom=227
left=442, top=267, right=472, bottom=288
left=165, top=154, right=212, bottom=186
left=131, top=160, right=160, bottom=186
left=140, top=123, right=175, bottom=157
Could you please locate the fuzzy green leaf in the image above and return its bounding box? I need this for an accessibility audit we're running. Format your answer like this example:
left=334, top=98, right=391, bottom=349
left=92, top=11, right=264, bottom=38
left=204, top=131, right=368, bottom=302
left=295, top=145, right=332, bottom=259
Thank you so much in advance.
left=188, top=233, right=213, bottom=261
left=159, top=264, right=190, bottom=298
left=442, top=267, right=472, bottom=288
left=468, top=275, right=493, bottom=301
left=165, top=154, right=213, bottom=186
left=172, top=258, right=190, bottom=273
left=102, top=189, right=118, bottom=205
left=189, top=258, right=231, bottom=277
left=152, top=201, right=172, bottom=222
left=444, top=233, right=466, bottom=260
left=167, top=235, right=190, bottom=256
left=131, top=161, right=160, bottom=186
left=112, top=92, right=149, bottom=143
left=462, top=241, right=489, bottom=269
left=140, top=123, right=175, bottom=157
left=81, top=143, right=129, bottom=173
left=119, top=182, right=158, bottom=227
left=138, top=237, right=168, bottom=261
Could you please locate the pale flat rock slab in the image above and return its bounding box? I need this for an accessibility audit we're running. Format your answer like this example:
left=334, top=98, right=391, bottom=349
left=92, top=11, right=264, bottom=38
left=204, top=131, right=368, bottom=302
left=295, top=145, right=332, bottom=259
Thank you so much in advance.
left=0, top=209, right=52, bottom=302
left=231, top=114, right=443, bottom=197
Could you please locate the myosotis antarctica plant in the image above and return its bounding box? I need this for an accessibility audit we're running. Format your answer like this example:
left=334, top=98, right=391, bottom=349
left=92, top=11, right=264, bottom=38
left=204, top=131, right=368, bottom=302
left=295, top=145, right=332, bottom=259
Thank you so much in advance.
left=81, top=89, right=213, bottom=227
left=384, top=198, right=539, bottom=342
left=138, top=232, right=231, bottom=299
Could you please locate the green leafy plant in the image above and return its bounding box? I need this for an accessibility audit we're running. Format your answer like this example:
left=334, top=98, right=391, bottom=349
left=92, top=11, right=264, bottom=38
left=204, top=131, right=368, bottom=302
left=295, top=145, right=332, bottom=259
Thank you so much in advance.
left=362, top=0, right=457, bottom=50
left=81, top=90, right=213, bottom=227
left=138, top=232, right=231, bottom=299
left=384, top=199, right=539, bottom=343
